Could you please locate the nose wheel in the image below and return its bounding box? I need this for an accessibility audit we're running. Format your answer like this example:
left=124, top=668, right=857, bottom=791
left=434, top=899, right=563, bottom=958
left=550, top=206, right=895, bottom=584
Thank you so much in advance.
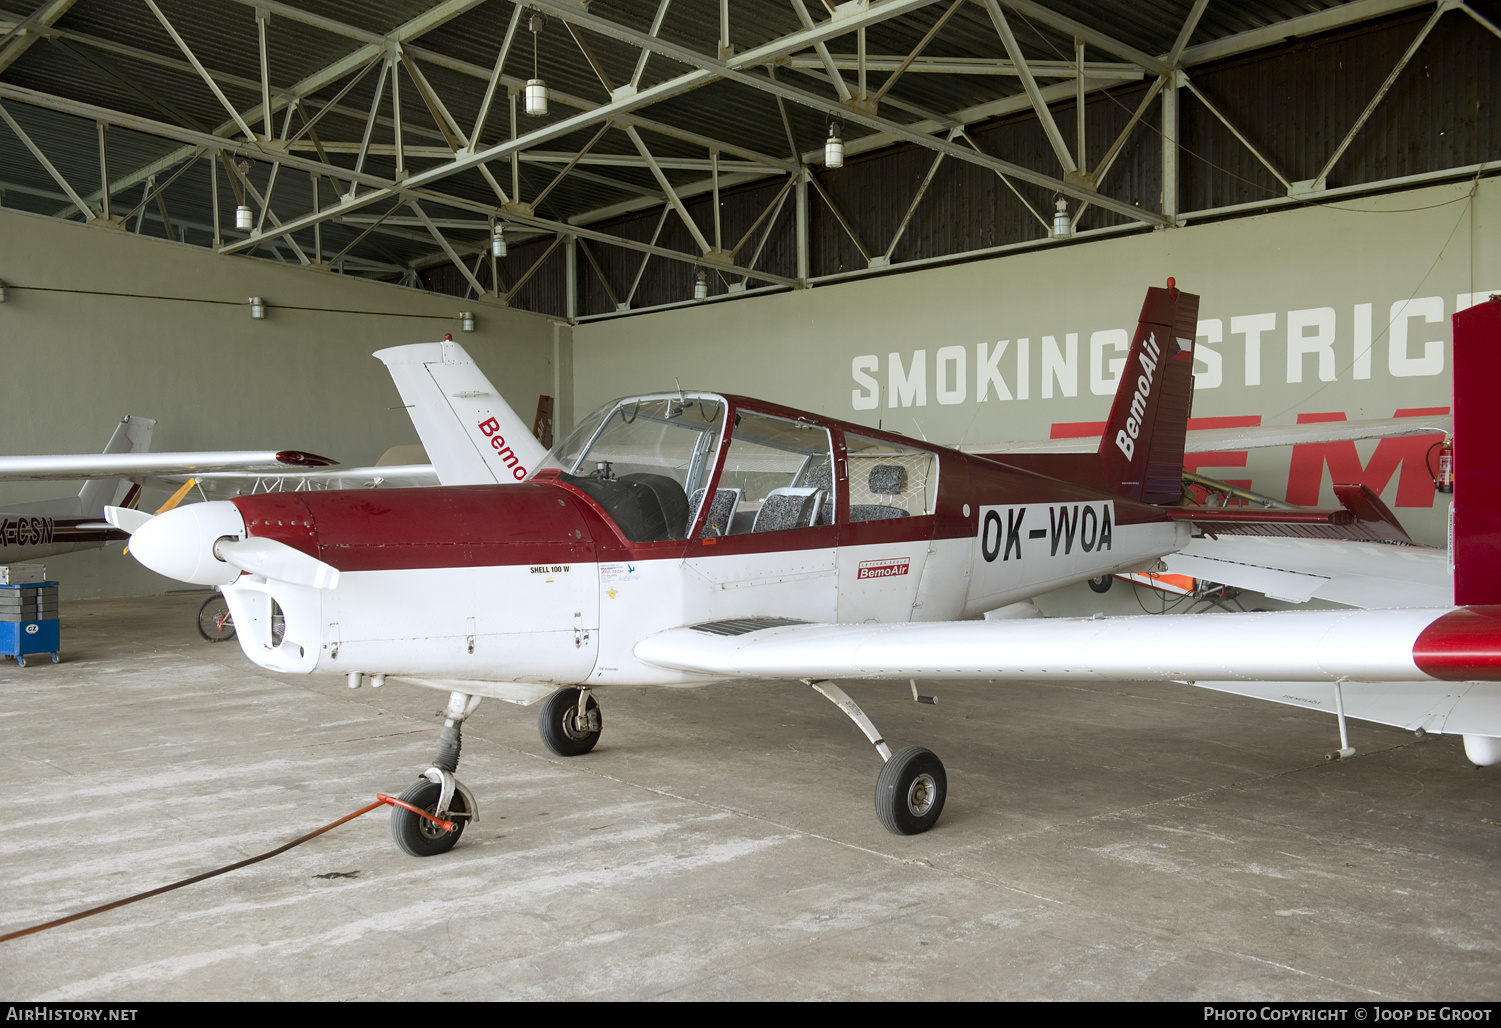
left=390, top=777, right=469, bottom=857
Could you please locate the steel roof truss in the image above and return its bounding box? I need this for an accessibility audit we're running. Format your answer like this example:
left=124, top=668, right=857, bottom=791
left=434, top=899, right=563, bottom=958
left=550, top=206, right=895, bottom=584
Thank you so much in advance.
left=0, top=98, right=93, bottom=219
left=982, top=0, right=1076, bottom=175
left=1314, top=2, right=1449, bottom=191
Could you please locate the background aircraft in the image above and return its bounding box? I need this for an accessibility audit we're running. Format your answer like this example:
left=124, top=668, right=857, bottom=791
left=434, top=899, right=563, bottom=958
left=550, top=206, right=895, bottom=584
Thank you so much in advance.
left=0, top=415, right=338, bottom=564
left=106, top=283, right=1501, bottom=858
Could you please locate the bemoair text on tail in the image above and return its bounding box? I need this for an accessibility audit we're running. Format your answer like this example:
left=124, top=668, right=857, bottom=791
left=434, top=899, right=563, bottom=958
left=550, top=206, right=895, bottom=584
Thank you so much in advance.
left=1096, top=280, right=1200, bottom=504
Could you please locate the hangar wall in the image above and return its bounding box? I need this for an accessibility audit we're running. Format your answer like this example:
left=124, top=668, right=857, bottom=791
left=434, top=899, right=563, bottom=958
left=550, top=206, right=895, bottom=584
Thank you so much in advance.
left=572, top=176, right=1500, bottom=549
left=0, top=206, right=565, bottom=597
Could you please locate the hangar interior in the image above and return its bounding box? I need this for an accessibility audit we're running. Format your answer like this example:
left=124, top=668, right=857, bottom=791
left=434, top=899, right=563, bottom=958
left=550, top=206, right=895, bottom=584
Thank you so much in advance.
left=2, top=0, right=1500, bottom=1002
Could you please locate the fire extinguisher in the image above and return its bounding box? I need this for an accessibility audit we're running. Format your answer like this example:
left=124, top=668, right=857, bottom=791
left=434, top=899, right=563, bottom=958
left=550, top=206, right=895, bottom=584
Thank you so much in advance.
left=1435, top=437, right=1455, bottom=494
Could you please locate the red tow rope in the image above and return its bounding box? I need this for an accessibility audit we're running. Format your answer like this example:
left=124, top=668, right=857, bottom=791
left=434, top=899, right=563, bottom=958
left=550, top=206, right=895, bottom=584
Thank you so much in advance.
left=0, top=794, right=450, bottom=943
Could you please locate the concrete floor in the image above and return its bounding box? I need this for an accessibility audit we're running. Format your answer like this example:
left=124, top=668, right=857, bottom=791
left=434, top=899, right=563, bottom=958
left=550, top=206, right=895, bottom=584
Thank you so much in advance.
left=2, top=593, right=1499, bottom=1001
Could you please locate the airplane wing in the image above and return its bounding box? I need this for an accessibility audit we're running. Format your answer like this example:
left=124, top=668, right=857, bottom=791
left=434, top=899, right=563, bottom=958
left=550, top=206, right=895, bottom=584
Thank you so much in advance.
left=0, top=450, right=336, bottom=482
left=635, top=607, right=1501, bottom=743
left=635, top=608, right=1484, bottom=686
left=962, top=414, right=1452, bottom=455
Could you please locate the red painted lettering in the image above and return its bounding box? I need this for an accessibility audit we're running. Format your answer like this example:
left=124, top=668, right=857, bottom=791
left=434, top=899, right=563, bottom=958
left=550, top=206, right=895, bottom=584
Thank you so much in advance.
left=478, top=417, right=500, bottom=436
left=1285, top=408, right=1449, bottom=507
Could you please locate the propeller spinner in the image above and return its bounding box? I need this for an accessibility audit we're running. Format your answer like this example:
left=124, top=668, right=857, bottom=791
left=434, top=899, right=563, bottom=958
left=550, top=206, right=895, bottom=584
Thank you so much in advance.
left=110, top=501, right=340, bottom=589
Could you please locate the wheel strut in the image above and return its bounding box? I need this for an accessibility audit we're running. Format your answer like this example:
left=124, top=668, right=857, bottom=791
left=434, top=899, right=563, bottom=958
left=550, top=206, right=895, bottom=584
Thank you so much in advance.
left=805, top=679, right=947, bottom=835
left=390, top=690, right=481, bottom=856
left=805, top=679, right=892, bottom=761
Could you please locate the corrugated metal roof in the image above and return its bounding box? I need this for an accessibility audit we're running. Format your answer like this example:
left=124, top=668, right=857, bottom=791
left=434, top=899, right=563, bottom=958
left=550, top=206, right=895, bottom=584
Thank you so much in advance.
left=0, top=0, right=1492, bottom=317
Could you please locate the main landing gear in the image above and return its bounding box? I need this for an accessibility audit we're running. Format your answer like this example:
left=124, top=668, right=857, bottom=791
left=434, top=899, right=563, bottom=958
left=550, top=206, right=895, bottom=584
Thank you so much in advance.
left=390, top=691, right=481, bottom=857
left=538, top=686, right=601, bottom=756
left=806, top=680, right=947, bottom=835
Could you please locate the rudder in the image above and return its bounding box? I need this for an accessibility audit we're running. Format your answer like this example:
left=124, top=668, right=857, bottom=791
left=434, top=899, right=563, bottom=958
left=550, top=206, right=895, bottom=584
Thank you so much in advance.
left=1096, top=282, right=1200, bottom=504
left=374, top=341, right=547, bottom=486
left=1452, top=295, right=1501, bottom=606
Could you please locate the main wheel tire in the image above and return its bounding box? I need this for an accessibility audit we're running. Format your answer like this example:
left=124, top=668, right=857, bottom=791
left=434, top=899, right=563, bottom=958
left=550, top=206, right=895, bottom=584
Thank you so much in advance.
left=197, top=594, right=236, bottom=642
left=875, top=746, right=947, bottom=835
left=1087, top=575, right=1114, bottom=594
left=538, top=687, right=601, bottom=756
left=390, top=778, right=467, bottom=857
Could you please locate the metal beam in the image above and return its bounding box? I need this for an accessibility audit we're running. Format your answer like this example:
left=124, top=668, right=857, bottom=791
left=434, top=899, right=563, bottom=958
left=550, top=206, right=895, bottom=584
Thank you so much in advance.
left=982, top=0, right=1077, bottom=174
left=0, top=0, right=77, bottom=74
left=0, top=99, right=93, bottom=219
left=143, top=0, right=261, bottom=144
left=522, top=0, right=1163, bottom=224
left=1177, top=0, right=1433, bottom=67
left=411, top=200, right=489, bottom=297
left=997, top=0, right=1168, bottom=74
left=792, top=54, right=1145, bottom=78
left=1314, top=2, right=1449, bottom=189
left=625, top=123, right=712, bottom=255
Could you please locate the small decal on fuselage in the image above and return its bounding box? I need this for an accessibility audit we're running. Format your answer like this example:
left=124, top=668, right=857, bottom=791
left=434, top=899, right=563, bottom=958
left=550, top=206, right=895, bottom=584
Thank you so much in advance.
left=530, top=564, right=571, bottom=574
left=857, top=557, right=910, bottom=580
left=979, top=502, right=1113, bottom=563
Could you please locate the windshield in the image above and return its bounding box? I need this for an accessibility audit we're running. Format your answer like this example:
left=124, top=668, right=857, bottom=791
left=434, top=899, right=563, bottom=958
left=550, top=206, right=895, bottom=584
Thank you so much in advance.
left=538, top=395, right=725, bottom=542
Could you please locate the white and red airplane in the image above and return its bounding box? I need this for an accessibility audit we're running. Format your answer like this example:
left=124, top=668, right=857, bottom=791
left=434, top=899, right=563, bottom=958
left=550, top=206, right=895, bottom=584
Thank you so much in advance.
left=107, top=284, right=1501, bottom=856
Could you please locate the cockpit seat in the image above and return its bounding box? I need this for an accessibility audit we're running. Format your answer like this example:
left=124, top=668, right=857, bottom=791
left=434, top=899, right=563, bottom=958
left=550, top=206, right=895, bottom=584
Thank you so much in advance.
left=752, top=486, right=825, bottom=533
left=689, top=487, right=742, bottom=538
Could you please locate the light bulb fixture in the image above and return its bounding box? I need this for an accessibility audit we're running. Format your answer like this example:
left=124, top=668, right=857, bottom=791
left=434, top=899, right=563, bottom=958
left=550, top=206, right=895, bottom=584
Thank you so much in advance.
left=693, top=270, right=708, bottom=302
left=1052, top=198, right=1072, bottom=238
left=824, top=123, right=844, bottom=169
left=491, top=223, right=507, bottom=257
left=525, top=12, right=548, bottom=117
left=235, top=204, right=253, bottom=231
left=249, top=296, right=266, bottom=319
left=460, top=311, right=475, bottom=332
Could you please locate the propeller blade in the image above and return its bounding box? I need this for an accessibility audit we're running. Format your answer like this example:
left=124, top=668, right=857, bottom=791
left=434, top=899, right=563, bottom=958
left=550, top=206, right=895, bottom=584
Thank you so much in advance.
left=213, top=536, right=340, bottom=590
left=155, top=477, right=198, bottom=515
left=104, top=506, right=153, bottom=534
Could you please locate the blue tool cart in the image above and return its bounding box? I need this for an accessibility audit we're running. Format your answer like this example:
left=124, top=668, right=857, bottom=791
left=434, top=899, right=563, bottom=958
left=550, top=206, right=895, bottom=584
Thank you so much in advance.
left=0, top=581, right=60, bottom=667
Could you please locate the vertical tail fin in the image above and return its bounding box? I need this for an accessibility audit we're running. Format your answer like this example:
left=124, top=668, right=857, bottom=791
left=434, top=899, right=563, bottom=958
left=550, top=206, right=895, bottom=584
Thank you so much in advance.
left=1096, top=282, right=1201, bottom=504
left=373, top=340, right=548, bottom=486
left=1452, top=295, right=1501, bottom=606
left=76, top=415, right=154, bottom=513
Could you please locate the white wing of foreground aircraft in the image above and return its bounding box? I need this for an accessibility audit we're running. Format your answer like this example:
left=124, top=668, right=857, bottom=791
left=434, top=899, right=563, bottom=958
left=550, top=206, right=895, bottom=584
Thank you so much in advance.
left=107, top=286, right=1501, bottom=856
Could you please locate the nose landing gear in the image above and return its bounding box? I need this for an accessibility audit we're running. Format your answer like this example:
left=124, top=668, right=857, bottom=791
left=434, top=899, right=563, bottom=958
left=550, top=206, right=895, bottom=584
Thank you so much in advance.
left=390, top=691, right=480, bottom=857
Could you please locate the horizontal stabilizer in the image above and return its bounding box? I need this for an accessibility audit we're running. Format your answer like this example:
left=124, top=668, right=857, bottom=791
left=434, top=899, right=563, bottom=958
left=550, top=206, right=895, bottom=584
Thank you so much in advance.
left=1162, top=536, right=1451, bottom=608
left=1190, top=679, right=1501, bottom=739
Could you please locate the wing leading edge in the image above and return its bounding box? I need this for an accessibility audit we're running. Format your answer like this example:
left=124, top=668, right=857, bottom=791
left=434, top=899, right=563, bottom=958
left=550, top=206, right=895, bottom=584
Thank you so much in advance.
left=636, top=608, right=1501, bottom=745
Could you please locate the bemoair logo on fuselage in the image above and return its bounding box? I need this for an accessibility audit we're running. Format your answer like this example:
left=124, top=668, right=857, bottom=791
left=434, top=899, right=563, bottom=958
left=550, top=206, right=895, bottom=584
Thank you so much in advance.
left=978, top=502, right=1113, bottom=563
left=1114, top=332, right=1162, bottom=462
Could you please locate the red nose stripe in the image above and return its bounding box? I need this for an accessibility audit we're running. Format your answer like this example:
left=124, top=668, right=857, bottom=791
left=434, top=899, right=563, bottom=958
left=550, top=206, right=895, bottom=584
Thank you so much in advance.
left=1412, top=607, right=1501, bottom=681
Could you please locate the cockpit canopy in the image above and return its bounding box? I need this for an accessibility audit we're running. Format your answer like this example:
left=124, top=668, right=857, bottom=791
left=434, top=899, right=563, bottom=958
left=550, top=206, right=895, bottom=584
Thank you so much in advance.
left=537, top=393, right=939, bottom=543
